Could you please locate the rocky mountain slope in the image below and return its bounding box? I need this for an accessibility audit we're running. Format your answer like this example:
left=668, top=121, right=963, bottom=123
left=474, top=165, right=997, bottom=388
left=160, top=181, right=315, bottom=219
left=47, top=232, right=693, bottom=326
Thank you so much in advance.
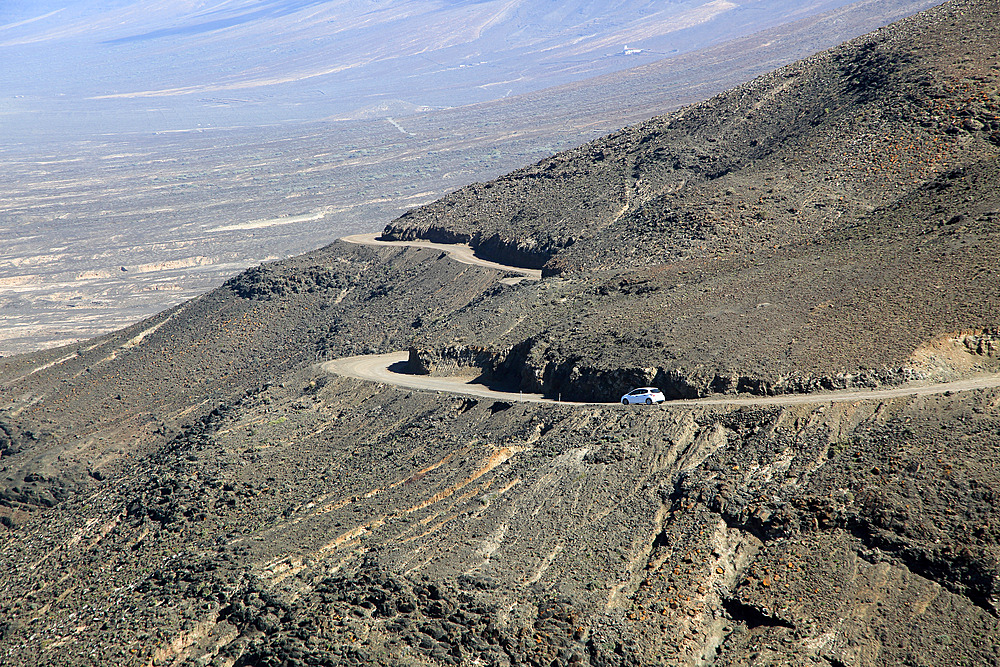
left=387, top=0, right=1000, bottom=400
left=1, top=0, right=944, bottom=358
left=2, top=0, right=1000, bottom=665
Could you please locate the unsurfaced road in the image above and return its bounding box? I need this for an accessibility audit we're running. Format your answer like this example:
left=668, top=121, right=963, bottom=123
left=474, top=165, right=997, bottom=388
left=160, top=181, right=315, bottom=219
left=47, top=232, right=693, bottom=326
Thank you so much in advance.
left=340, top=233, right=541, bottom=284
left=323, top=351, right=1000, bottom=407
left=328, top=235, right=1000, bottom=407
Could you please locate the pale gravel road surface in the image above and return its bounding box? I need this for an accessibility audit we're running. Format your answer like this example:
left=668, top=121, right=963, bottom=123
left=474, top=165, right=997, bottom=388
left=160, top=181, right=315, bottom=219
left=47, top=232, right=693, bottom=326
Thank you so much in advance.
left=323, top=351, right=1000, bottom=407
left=330, top=236, right=1000, bottom=406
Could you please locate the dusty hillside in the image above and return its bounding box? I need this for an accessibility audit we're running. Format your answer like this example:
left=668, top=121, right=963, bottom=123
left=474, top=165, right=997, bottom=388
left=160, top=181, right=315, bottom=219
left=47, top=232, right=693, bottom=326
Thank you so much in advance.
left=2, top=1, right=1000, bottom=666
left=385, top=0, right=999, bottom=273
left=388, top=0, right=1000, bottom=399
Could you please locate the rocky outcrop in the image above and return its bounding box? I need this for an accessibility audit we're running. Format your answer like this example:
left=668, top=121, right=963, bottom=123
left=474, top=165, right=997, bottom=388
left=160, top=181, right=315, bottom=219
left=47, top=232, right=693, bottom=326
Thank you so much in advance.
left=0, top=422, right=69, bottom=511
left=960, top=329, right=1000, bottom=358
left=224, top=263, right=354, bottom=301
left=407, top=344, right=498, bottom=378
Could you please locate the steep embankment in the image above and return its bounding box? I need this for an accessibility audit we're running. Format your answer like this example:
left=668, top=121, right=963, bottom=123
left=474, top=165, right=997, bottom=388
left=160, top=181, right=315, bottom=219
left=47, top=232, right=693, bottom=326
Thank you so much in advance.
left=4, top=346, right=1000, bottom=666
left=386, top=0, right=1000, bottom=401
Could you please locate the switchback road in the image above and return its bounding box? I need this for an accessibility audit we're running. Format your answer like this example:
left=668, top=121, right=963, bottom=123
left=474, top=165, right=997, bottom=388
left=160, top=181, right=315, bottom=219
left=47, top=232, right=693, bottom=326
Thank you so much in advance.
left=330, top=235, right=1000, bottom=406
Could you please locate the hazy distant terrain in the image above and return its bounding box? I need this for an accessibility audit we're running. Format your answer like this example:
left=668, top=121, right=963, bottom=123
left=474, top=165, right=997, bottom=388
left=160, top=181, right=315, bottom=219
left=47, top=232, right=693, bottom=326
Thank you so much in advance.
left=0, top=0, right=944, bottom=355
left=1, top=0, right=910, bottom=139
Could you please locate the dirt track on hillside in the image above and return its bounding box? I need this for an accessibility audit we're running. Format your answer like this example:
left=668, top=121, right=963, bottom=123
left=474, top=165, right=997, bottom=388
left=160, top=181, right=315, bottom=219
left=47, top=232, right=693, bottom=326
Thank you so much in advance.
left=322, top=350, right=1000, bottom=406
left=340, top=233, right=541, bottom=283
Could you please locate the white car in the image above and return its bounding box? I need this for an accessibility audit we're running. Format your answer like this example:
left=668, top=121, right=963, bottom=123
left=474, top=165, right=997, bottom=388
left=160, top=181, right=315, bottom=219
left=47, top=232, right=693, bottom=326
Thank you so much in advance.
left=621, top=387, right=666, bottom=405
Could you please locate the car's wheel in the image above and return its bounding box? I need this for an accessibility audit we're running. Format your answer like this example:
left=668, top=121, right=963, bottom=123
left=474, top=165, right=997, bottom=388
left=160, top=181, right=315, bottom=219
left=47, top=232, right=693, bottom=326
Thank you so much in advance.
left=622, top=398, right=629, bottom=405
left=645, top=397, right=652, bottom=404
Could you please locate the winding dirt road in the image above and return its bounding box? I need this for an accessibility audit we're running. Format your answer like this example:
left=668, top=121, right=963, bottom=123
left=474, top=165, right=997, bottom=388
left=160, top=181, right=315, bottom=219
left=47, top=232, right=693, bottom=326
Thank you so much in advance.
left=322, top=351, right=1000, bottom=407
left=330, top=234, right=1000, bottom=406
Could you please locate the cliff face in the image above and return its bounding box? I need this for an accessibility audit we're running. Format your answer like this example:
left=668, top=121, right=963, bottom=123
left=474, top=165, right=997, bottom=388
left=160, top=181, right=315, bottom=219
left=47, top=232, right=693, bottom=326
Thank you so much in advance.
left=2, top=1, right=1000, bottom=666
